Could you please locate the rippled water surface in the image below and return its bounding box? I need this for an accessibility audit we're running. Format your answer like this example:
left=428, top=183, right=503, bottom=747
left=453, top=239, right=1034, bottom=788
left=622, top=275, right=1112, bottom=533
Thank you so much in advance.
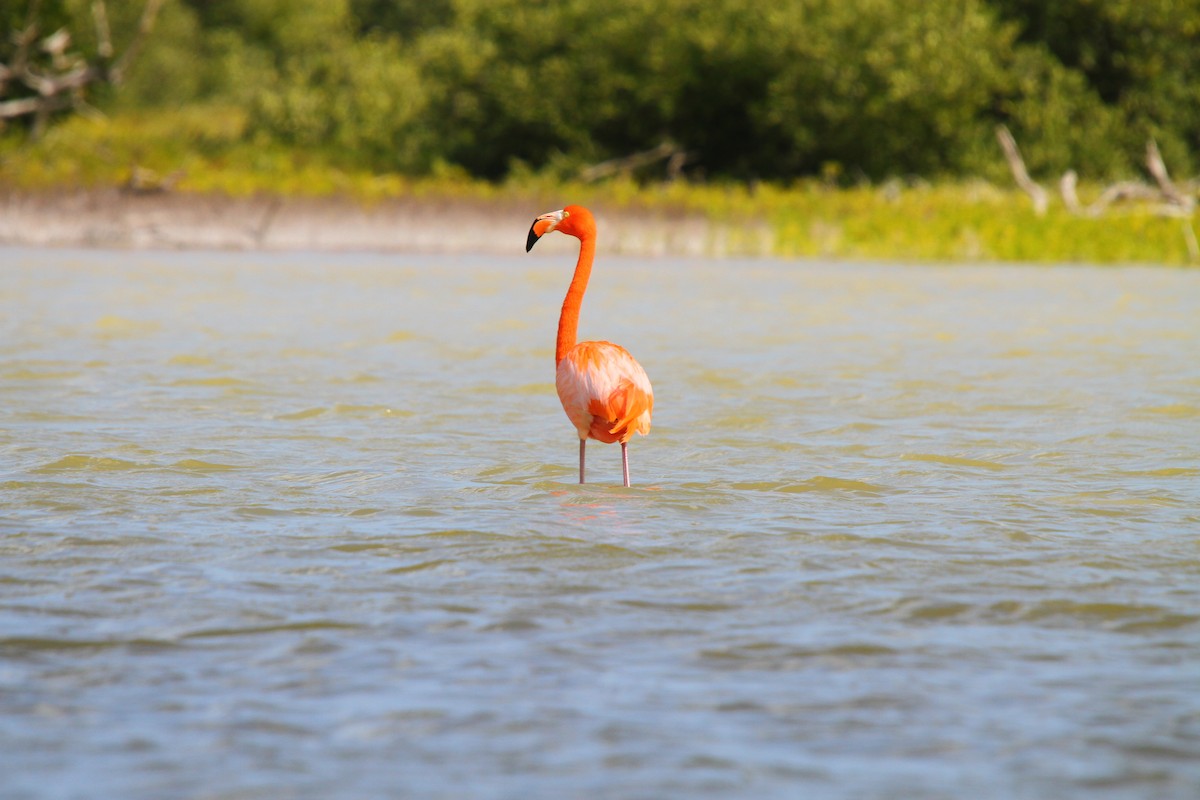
left=2, top=246, right=1199, bottom=799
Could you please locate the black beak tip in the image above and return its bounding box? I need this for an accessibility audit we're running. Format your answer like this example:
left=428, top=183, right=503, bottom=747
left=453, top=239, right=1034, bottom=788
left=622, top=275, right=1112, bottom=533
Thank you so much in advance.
left=525, top=223, right=540, bottom=253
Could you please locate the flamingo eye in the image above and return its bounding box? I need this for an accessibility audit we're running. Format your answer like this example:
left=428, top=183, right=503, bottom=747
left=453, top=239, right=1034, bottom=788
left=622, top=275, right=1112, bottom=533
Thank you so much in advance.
left=562, top=210, right=570, bottom=218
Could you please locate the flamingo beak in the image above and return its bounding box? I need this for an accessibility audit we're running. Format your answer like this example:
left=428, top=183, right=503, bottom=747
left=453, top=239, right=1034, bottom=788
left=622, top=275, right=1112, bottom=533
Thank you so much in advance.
left=525, top=210, right=565, bottom=252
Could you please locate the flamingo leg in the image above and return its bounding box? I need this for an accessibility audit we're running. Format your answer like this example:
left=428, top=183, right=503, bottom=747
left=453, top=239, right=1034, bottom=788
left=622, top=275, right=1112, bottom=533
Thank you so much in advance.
left=579, top=439, right=586, bottom=484
left=621, top=442, right=630, bottom=488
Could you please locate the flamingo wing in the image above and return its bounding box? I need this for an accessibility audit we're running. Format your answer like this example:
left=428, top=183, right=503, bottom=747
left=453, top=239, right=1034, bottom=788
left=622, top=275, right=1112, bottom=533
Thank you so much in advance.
left=556, top=341, right=653, bottom=444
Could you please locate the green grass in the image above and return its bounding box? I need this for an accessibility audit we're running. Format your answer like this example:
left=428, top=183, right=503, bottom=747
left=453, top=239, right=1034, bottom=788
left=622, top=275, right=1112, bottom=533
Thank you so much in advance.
left=2, top=107, right=1195, bottom=264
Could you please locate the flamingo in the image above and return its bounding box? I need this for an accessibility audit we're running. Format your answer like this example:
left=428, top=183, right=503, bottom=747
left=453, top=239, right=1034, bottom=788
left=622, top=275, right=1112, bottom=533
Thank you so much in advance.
left=525, top=205, right=653, bottom=487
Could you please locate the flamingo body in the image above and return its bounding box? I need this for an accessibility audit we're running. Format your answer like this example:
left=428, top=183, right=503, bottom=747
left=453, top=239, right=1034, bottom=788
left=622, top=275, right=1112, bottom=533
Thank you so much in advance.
left=557, top=340, right=654, bottom=445
left=526, top=205, right=653, bottom=486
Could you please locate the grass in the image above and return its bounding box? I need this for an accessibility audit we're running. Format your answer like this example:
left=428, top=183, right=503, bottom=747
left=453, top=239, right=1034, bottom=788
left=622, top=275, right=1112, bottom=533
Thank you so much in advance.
left=2, top=106, right=1196, bottom=264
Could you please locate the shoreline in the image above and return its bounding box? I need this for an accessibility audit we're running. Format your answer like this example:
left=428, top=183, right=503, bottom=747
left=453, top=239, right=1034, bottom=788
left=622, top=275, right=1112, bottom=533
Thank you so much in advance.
left=4, top=187, right=1195, bottom=265
left=0, top=189, right=768, bottom=257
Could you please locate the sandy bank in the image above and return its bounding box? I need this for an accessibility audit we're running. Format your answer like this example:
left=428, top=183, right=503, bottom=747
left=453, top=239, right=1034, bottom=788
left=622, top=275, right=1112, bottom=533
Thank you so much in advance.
left=0, top=190, right=768, bottom=256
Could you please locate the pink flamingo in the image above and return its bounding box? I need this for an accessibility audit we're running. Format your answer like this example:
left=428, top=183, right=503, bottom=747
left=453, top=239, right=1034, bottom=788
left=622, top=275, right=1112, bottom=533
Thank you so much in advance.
left=526, top=205, right=653, bottom=487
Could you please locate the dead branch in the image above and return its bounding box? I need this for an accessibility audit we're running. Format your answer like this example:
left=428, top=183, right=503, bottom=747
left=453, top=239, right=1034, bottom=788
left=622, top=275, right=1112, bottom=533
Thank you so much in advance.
left=0, top=0, right=164, bottom=133
left=92, top=1, right=114, bottom=62
left=1182, top=221, right=1200, bottom=263
left=1060, top=170, right=1163, bottom=217
left=580, top=141, right=687, bottom=183
left=1060, top=170, right=1081, bottom=215
left=996, top=124, right=1048, bottom=215
left=111, top=0, right=165, bottom=84
left=1087, top=181, right=1162, bottom=215
left=1145, top=139, right=1194, bottom=211
left=999, top=129, right=1198, bottom=262
left=1002, top=129, right=1196, bottom=216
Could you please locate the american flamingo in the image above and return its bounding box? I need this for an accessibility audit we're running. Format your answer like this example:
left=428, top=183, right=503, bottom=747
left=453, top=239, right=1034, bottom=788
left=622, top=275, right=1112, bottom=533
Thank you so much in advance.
left=525, top=205, right=653, bottom=487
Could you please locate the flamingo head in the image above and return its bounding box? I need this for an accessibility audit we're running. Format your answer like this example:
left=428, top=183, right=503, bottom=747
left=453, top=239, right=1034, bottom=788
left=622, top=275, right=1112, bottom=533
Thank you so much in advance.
left=525, top=205, right=595, bottom=252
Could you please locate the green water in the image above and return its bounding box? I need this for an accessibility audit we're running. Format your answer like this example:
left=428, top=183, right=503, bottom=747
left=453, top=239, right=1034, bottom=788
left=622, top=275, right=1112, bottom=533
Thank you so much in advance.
left=2, top=247, right=1198, bottom=799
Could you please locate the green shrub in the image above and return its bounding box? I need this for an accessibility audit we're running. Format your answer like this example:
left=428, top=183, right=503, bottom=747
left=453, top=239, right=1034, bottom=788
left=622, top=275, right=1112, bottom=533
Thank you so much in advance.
left=4, top=0, right=1197, bottom=182
left=249, top=35, right=429, bottom=171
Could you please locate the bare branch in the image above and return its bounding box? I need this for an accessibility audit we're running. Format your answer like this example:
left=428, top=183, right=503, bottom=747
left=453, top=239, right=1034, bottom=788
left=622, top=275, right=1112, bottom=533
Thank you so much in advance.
left=1060, top=170, right=1081, bottom=215
left=110, top=0, right=166, bottom=85
left=9, top=14, right=42, bottom=77
left=1145, top=139, right=1193, bottom=210
left=0, top=96, right=45, bottom=119
left=22, top=61, right=103, bottom=97
left=580, top=141, right=686, bottom=183
left=0, top=93, right=70, bottom=120
left=0, top=0, right=164, bottom=132
left=996, top=125, right=1047, bottom=216
left=1183, top=221, right=1200, bottom=264
left=24, top=0, right=45, bottom=29
left=1087, top=181, right=1162, bottom=215
left=92, top=1, right=114, bottom=61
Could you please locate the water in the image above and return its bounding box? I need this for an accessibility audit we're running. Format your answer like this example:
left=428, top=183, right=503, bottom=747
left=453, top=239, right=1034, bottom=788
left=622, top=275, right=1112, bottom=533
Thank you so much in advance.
left=2, top=246, right=1198, bottom=799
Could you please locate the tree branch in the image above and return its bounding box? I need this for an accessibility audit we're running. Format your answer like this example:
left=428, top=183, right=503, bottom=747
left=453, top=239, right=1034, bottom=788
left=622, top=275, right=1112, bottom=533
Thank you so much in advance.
left=0, top=0, right=165, bottom=132
left=92, top=1, right=115, bottom=62
left=110, top=0, right=165, bottom=85
left=580, top=141, right=687, bottom=183
left=996, top=125, right=1047, bottom=215
left=1145, top=139, right=1193, bottom=210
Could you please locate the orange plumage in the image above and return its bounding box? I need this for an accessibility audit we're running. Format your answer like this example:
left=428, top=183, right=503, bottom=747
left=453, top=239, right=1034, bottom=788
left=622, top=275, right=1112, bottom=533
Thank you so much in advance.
left=525, top=205, right=654, bottom=487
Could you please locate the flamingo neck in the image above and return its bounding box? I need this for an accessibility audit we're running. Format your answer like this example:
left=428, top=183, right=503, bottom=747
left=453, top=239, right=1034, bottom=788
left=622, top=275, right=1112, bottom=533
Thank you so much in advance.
left=556, top=233, right=596, bottom=365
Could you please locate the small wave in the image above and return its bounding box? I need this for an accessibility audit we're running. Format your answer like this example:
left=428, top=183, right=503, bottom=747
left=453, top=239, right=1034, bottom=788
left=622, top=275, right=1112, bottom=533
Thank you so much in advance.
left=182, top=620, right=363, bottom=640
left=3, top=367, right=82, bottom=380
left=417, top=529, right=517, bottom=543
left=169, top=376, right=251, bottom=387
left=878, top=596, right=1199, bottom=632
left=34, top=455, right=146, bottom=472
left=1135, top=403, right=1200, bottom=418
left=1052, top=491, right=1182, bottom=515
left=166, top=354, right=217, bottom=367
left=788, top=476, right=889, bottom=494
left=900, top=453, right=1008, bottom=470
left=9, top=410, right=92, bottom=422
left=705, top=413, right=772, bottom=431
left=1118, top=467, right=1199, bottom=478
left=403, top=507, right=445, bottom=518
left=348, top=507, right=383, bottom=517
left=234, top=505, right=299, bottom=517
left=620, top=600, right=738, bottom=613
left=331, top=403, right=412, bottom=417
left=33, top=455, right=248, bottom=475
left=1020, top=599, right=1197, bottom=629
left=512, top=382, right=555, bottom=396
left=170, top=459, right=243, bottom=472
left=0, top=636, right=177, bottom=652
left=274, top=402, right=410, bottom=422
left=818, top=422, right=884, bottom=435
left=480, top=619, right=541, bottom=632
left=94, top=315, right=161, bottom=338
left=693, top=369, right=746, bottom=390
left=723, top=477, right=888, bottom=495
left=700, top=641, right=896, bottom=669
left=386, top=559, right=452, bottom=574
left=276, top=407, right=328, bottom=420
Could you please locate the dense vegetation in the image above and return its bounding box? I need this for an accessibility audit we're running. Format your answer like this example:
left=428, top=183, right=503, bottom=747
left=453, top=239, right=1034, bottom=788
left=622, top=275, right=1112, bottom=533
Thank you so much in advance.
left=2, top=0, right=1198, bottom=184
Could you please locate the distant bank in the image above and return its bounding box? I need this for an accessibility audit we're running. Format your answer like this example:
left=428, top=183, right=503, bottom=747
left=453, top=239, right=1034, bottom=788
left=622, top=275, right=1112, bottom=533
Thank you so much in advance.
left=1, top=187, right=1194, bottom=265
left=0, top=190, right=763, bottom=257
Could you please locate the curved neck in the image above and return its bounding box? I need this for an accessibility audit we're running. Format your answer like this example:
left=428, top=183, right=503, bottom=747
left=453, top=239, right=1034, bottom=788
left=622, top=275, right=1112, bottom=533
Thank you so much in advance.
left=556, top=233, right=596, bottom=365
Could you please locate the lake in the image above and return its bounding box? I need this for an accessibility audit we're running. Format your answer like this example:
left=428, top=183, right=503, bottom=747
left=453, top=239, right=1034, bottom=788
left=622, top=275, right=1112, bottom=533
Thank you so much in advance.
left=2, top=246, right=1198, bottom=799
